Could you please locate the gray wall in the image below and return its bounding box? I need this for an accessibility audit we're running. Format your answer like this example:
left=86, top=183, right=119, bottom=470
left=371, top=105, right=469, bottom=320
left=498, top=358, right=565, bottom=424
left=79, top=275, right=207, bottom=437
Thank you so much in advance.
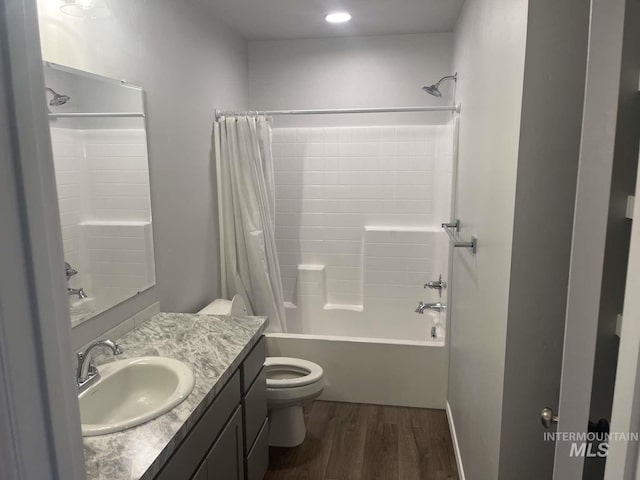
left=499, top=0, right=591, bottom=477
left=36, top=0, right=249, bottom=349
left=448, top=0, right=528, bottom=478
left=248, top=33, right=454, bottom=127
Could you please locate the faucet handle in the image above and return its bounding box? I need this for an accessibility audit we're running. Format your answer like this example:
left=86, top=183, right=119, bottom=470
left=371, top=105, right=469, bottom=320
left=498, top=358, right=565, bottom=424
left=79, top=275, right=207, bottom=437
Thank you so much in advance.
left=65, top=261, right=78, bottom=279
left=77, top=353, right=97, bottom=376
left=424, top=274, right=447, bottom=290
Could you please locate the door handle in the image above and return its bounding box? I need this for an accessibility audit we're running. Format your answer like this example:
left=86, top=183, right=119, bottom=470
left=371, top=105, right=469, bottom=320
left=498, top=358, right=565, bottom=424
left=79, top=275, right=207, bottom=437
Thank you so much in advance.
left=541, top=407, right=559, bottom=429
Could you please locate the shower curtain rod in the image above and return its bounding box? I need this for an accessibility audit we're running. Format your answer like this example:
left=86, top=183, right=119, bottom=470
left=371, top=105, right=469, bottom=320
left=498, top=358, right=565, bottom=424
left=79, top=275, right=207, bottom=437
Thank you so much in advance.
left=215, top=104, right=461, bottom=121
left=48, top=112, right=145, bottom=118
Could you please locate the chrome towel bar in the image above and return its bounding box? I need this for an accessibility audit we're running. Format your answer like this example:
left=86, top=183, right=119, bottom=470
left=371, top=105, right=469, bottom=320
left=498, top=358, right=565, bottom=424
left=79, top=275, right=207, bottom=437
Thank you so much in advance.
left=442, top=220, right=478, bottom=254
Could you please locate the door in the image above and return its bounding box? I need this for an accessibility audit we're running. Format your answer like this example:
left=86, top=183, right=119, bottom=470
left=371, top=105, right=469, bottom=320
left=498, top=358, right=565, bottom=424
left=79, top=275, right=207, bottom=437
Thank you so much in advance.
left=605, top=161, right=640, bottom=479
left=552, top=0, right=640, bottom=478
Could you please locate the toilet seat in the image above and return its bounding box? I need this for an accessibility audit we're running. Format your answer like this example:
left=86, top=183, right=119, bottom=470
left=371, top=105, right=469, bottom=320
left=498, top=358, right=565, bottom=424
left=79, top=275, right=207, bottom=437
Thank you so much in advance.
left=265, top=357, right=323, bottom=389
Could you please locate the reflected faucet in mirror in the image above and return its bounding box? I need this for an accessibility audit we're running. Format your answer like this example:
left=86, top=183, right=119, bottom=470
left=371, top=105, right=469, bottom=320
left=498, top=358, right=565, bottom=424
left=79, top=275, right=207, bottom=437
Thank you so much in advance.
left=68, top=287, right=88, bottom=299
left=65, top=261, right=88, bottom=299
left=65, top=261, right=77, bottom=279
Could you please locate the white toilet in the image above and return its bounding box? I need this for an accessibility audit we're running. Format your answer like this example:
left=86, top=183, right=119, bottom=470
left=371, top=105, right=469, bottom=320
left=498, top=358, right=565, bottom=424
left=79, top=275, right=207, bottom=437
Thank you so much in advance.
left=197, top=294, right=324, bottom=448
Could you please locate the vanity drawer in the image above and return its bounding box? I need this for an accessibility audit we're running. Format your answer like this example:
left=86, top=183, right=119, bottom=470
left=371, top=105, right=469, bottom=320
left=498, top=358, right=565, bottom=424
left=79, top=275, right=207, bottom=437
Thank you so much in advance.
left=245, top=419, right=269, bottom=480
left=242, top=368, right=267, bottom=452
left=241, top=336, right=266, bottom=393
left=156, top=371, right=241, bottom=480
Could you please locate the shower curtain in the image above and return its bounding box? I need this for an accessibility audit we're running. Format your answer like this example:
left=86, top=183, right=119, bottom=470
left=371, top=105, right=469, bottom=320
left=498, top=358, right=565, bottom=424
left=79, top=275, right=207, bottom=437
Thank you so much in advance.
left=216, top=116, right=286, bottom=333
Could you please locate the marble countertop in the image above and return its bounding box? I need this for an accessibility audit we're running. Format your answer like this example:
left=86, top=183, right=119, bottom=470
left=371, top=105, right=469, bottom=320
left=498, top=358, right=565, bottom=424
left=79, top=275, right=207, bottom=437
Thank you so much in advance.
left=83, top=312, right=268, bottom=480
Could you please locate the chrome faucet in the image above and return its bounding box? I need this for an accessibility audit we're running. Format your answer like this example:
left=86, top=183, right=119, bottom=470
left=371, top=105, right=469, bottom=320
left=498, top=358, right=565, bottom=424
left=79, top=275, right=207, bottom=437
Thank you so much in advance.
left=415, top=302, right=447, bottom=314
left=76, top=339, right=123, bottom=392
left=68, top=287, right=88, bottom=299
left=65, top=261, right=88, bottom=299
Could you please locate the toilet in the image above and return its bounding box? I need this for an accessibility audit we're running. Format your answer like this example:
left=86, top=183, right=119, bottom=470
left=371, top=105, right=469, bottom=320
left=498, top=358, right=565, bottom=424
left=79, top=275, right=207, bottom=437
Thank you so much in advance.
left=197, top=294, right=324, bottom=448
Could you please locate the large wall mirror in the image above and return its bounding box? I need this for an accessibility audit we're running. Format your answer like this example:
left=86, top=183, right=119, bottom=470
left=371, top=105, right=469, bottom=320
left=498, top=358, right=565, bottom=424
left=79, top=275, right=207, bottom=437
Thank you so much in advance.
left=44, top=62, right=155, bottom=327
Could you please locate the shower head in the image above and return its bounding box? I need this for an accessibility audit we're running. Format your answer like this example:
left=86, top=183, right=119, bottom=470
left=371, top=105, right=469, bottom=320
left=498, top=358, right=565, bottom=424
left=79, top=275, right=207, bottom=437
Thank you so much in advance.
left=46, top=87, right=71, bottom=106
left=422, top=84, right=443, bottom=98
left=422, top=73, right=458, bottom=98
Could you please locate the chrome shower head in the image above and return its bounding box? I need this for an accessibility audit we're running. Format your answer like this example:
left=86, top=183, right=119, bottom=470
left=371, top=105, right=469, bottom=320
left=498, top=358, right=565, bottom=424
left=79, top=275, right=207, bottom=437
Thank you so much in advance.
left=422, top=73, right=458, bottom=98
left=422, top=84, right=443, bottom=98
left=46, top=87, right=71, bottom=106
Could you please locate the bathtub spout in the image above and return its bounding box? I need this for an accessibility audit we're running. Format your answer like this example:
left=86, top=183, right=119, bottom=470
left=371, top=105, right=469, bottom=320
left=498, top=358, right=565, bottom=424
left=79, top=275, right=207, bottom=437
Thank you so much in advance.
left=415, top=302, right=447, bottom=314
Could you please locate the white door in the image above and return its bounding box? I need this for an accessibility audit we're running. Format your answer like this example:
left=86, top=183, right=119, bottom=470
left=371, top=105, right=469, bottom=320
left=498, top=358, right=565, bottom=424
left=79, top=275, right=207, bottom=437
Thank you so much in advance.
left=553, top=0, right=639, bottom=478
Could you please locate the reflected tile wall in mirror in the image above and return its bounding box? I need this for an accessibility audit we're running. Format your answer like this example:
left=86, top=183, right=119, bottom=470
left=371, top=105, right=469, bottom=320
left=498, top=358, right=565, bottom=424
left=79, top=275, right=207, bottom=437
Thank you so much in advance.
left=45, top=62, right=156, bottom=327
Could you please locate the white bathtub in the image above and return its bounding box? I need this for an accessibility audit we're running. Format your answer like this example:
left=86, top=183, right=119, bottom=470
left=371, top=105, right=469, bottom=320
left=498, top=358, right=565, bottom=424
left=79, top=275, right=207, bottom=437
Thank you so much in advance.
left=265, top=332, right=448, bottom=409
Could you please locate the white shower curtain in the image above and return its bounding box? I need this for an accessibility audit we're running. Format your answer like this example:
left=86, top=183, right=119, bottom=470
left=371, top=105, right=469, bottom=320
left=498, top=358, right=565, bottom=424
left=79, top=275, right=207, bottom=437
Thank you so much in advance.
left=217, top=116, right=286, bottom=333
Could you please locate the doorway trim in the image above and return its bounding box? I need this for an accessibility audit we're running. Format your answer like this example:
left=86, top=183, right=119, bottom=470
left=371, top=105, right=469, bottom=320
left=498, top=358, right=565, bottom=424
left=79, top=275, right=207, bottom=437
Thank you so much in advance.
left=0, top=0, right=86, bottom=477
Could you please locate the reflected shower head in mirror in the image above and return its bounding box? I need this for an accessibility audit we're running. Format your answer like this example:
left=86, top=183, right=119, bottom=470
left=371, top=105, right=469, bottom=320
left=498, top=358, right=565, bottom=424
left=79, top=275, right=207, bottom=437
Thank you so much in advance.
left=60, top=0, right=111, bottom=19
left=46, top=87, right=71, bottom=106
left=422, top=73, right=458, bottom=98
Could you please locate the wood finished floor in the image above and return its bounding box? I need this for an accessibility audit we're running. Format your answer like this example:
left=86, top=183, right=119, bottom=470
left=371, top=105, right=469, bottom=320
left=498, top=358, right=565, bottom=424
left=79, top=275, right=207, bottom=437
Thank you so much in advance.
left=265, top=401, right=459, bottom=480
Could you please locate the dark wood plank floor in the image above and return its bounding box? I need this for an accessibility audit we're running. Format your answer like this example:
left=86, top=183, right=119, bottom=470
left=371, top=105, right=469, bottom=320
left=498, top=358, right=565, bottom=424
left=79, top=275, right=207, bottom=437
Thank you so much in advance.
left=265, top=401, right=459, bottom=480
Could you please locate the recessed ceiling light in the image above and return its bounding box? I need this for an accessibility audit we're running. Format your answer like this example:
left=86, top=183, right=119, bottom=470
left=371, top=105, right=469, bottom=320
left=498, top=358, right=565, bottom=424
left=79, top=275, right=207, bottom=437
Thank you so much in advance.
left=325, top=12, right=352, bottom=24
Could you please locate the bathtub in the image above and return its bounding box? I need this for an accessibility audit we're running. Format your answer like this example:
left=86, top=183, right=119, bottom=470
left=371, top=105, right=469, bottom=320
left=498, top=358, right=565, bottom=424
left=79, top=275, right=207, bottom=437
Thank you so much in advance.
left=265, top=332, right=448, bottom=409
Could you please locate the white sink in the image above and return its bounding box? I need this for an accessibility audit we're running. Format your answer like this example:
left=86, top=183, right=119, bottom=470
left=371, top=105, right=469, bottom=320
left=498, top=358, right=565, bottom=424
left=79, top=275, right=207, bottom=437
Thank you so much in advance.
left=79, top=357, right=195, bottom=436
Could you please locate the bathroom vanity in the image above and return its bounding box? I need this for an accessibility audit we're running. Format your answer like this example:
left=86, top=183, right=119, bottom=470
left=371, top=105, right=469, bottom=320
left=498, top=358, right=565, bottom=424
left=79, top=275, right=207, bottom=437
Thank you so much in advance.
left=83, top=313, right=269, bottom=480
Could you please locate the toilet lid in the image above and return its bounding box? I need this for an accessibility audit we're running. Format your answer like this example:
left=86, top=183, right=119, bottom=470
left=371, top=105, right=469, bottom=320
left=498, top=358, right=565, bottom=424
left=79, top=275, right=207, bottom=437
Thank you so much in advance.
left=229, top=294, right=252, bottom=316
left=197, top=294, right=253, bottom=316
left=264, top=357, right=323, bottom=389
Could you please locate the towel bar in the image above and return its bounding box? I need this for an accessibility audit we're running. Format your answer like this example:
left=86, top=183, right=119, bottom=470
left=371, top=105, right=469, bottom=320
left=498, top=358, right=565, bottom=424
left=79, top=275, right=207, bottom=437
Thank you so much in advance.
left=442, top=220, right=478, bottom=254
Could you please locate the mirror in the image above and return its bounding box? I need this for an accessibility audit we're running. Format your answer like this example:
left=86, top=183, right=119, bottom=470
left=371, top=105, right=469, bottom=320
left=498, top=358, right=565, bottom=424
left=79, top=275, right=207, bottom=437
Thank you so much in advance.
left=44, top=62, right=155, bottom=327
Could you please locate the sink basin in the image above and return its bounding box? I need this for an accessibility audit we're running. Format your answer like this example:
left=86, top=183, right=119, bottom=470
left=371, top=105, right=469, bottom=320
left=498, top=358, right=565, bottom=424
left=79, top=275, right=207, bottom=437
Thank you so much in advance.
left=79, top=357, right=195, bottom=436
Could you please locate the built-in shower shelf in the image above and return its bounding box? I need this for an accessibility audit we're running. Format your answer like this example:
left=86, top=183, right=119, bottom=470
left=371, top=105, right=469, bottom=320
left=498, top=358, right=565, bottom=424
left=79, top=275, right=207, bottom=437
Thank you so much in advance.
left=283, top=301, right=364, bottom=313
left=79, top=220, right=152, bottom=226
left=364, top=226, right=443, bottom=233
left=324, top=304, right=364, bottom=312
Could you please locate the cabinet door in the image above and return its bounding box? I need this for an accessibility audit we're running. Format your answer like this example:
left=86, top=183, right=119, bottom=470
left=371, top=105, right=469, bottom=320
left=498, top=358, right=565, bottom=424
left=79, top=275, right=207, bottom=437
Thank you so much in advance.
left=246, top=419, right=269, bottom=480
left=243, top=369, right=267, bottom=453
left=155, top=372, right=241, bottom=480
left=206, top=407, right=244, bottom=480
left=192, top=462, right=207, bottom=480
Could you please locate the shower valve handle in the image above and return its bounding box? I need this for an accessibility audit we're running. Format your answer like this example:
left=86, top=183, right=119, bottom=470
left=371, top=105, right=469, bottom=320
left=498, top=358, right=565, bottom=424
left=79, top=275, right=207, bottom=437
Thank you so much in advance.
left=424, top=274, right=447, bottom=291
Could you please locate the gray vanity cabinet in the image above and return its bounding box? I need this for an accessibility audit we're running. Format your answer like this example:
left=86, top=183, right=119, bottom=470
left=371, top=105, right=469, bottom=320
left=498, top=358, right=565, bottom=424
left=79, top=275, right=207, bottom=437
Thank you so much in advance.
left=154, top=337, right=268, bottom=480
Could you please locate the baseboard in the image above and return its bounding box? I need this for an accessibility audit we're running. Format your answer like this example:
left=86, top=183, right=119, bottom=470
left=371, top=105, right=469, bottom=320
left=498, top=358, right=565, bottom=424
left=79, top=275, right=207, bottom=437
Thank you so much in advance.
left=446, top=401, right=466, bottom=480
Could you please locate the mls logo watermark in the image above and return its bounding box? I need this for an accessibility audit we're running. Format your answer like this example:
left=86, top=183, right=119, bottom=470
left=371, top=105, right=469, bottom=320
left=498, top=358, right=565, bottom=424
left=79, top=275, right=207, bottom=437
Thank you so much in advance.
left=568, top=441, right=609, bottom=458
left=544, top=432, right=640, bottom=458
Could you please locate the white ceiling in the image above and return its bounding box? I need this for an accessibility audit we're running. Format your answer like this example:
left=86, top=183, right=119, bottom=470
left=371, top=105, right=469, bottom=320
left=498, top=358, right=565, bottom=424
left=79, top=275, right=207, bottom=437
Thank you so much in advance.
left=201, top=0, right=466, bottom=40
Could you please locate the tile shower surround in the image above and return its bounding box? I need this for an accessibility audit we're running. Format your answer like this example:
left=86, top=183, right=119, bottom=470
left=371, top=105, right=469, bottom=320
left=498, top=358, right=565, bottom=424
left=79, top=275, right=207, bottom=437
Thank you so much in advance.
left=272, top=124, right=454, bottom=339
